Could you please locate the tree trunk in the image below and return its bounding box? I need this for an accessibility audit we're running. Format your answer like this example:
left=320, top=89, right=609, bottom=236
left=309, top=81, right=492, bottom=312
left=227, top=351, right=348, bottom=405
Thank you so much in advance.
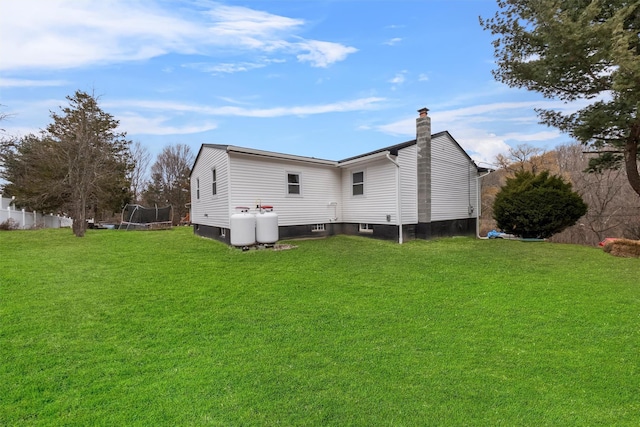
left=72, top=196, right=87, bottom=237
left=624, top=126, right=640, bottom=199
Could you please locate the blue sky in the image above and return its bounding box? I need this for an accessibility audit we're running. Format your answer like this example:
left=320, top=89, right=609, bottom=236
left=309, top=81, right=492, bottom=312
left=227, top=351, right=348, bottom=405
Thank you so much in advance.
left=0, top=0, right=581, bottom=167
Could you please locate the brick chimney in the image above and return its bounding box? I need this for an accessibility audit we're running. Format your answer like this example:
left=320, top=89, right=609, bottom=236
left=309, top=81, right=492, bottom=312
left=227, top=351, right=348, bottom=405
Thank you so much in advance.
left=416, top=107, right=431, bottom=231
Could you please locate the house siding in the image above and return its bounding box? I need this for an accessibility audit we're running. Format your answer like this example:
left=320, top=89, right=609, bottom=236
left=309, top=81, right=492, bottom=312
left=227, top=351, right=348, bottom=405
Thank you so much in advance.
left=431, top=133, right=478, bottom=222
left=191, top=147, right=230, bottom=228
left=341, top=158, right=398, bottom=225
left=398, top=144, right=418, bottom=224
left=190, top=110, right=483, bottom=245
left=228, top=152, right=342, bottom=226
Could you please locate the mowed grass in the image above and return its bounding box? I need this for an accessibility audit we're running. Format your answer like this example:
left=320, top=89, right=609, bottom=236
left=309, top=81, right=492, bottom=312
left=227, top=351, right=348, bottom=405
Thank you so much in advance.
left=1, top=227, right=639, bottom=426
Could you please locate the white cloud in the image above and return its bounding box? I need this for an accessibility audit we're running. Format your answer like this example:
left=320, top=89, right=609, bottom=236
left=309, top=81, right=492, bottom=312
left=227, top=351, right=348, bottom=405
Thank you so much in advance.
left=0, top=125, right=43, bottom=138
left=418, top=74, right=429, bottom=82
left=117, top=114, right=218, bottom=136
left=295, top=40, right=358, bottom=68
left=373, top=100, right=576, bottom=165
left=500, top=130, right=560, bottom=142
left=205, top=5, right=304, bottom=38
left=384, top=38, right=402, bottom=46
left=0, top=78, right=68, bottom=88
left=0, top=0, right=357, bottom=71
left=389, top=72, right=406, bottom=85
left=183, top=58, right=286, bottom=75
left=107, top=97, right=386, bottom=118
left=447, top=128, right=513, bottom=165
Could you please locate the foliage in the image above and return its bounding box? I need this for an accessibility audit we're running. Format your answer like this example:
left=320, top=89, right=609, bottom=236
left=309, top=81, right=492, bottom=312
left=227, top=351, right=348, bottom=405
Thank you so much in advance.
left=142, top=144, right=193, bottom=225
left=493, top=170, right=588, bottom=238
left=1, top=228, right=639, bottom=425
left=0, top=218, right=19, bottom=230
left=481, top=143, right=640, bottom=245
left=481, top=0, right=640, bottom=198
left=0, top=91, right=132, bottom=237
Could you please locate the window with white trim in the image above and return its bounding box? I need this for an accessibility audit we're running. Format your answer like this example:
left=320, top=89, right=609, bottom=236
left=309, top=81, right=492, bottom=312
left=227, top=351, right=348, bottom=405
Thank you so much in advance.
left=352, top=171, right=364, bottom=196
left=287, top=172, right=301, bottom=195
left=212, top=168, right=217, bottom=196
left=311, top=224, right=325, bottom=232
left=359, top=223, right=373, bottom=233
left=196, top=178, right=200, bottom=200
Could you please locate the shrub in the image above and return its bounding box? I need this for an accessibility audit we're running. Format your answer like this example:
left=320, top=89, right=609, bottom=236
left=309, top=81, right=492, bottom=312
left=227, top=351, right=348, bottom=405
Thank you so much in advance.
left=493, top=171, right=588, bottom=239
left=0, top=218, right=19, bottom=231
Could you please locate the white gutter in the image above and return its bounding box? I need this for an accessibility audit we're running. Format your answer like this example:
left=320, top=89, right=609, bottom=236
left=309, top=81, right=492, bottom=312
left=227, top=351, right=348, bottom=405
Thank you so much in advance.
left=227, top=145, right=336, bottom=166
left=339, top=151, right=391, bottom=167
left=386, top=152, right=403, bottom=244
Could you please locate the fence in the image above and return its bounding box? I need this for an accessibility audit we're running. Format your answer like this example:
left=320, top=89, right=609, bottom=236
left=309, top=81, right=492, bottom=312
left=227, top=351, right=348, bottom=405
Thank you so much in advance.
left=0, top=196, right=72, bottom=229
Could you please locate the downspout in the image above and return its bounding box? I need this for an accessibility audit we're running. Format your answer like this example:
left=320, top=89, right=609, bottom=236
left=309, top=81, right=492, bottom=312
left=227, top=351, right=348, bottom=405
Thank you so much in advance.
left=386, top=152, right=402, bottom=244
left=476, top=169, right=494, bottom=239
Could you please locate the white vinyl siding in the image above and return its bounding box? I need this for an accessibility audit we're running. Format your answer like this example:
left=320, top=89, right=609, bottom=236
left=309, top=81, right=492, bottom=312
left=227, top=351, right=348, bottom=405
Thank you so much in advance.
left=397, top=144, right=418, bottom=223
left=191, top=138, right=476, bottom=234
left=341, top=158, right=397, bottom=224
left=431, top=133, right=478, bottom=221
left=228, top=153, right=341, bottom=226
left=191, top=147, right=230, bottom=227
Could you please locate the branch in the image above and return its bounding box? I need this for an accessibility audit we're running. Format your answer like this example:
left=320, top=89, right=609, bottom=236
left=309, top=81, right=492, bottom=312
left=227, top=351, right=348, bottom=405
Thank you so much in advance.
left=582, top=150, right=625, bottom=154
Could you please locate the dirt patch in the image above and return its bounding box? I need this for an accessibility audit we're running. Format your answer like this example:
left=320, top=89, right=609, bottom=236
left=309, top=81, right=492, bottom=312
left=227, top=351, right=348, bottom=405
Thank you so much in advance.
left=273, top=244, right=297, bottom=251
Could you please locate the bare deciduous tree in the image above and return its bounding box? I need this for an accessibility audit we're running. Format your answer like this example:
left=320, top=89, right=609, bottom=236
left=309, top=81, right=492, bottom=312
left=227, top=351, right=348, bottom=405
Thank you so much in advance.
left=495, top=143, right=551, bottom=174
left=143, top=144, right=194, bottom=225
left=129, top=141, right=151, bottom=204
left=551, top=143, right=640, bottom=245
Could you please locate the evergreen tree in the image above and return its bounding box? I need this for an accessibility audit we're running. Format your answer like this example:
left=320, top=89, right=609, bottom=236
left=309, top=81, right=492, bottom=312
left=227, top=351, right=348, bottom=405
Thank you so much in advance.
left=481, top=1, right=640, bottom=198
left=0, top=91, right=132, bottom=237
left=493, top=171, right=588, bottom=238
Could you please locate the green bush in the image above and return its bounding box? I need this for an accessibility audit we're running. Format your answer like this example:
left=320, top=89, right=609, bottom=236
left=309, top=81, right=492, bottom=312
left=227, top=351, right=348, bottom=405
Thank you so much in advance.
left=493, top=171, right=587, bottom=238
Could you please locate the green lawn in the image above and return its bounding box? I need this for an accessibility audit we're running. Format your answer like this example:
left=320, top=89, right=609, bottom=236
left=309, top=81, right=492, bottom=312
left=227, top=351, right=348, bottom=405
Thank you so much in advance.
left=1, top=227, right=639, bottom=426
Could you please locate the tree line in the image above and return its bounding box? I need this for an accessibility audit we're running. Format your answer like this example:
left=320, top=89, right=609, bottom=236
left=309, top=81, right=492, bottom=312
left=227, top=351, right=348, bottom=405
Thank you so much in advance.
left=479, top=0, right=639, bottom=244
left=480, top=143, right=640, bottom=244
left=0, top=91, right=193, bottom=237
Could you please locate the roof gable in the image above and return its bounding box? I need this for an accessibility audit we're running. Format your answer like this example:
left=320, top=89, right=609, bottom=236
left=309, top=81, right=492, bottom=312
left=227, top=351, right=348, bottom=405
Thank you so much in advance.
left=432, top=131, right=481, bottom=169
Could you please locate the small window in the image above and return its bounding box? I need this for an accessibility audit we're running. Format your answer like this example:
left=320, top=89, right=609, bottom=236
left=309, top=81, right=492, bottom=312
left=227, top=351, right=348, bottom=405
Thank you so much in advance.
left=359, top=223, right=373, bottom=233
left=196, top=178, right=200, bottom=200
left=311, top=224, right=325, bottom=232
left=352, top=171, right=364, bottom=196
left=287, top=173, right=301, bottom=195
left=212, top=168, right=217, bottom=196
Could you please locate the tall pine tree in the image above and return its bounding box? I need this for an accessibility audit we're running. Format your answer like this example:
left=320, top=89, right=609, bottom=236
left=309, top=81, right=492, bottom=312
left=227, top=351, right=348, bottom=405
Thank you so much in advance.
left=481, top=1, right=640, bottom=198
left=1, top=91, right=132, bottom=236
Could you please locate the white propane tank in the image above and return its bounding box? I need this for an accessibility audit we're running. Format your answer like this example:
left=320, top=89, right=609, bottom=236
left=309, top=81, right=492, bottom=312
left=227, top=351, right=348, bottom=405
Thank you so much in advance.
left=230, top=207, right=256, bottom=246
left=256, top=205, right=278, bottom=244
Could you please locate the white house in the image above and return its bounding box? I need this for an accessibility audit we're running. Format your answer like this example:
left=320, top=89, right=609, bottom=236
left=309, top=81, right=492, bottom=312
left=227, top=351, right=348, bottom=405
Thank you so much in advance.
left=189, top=108, right=488, bottom=244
